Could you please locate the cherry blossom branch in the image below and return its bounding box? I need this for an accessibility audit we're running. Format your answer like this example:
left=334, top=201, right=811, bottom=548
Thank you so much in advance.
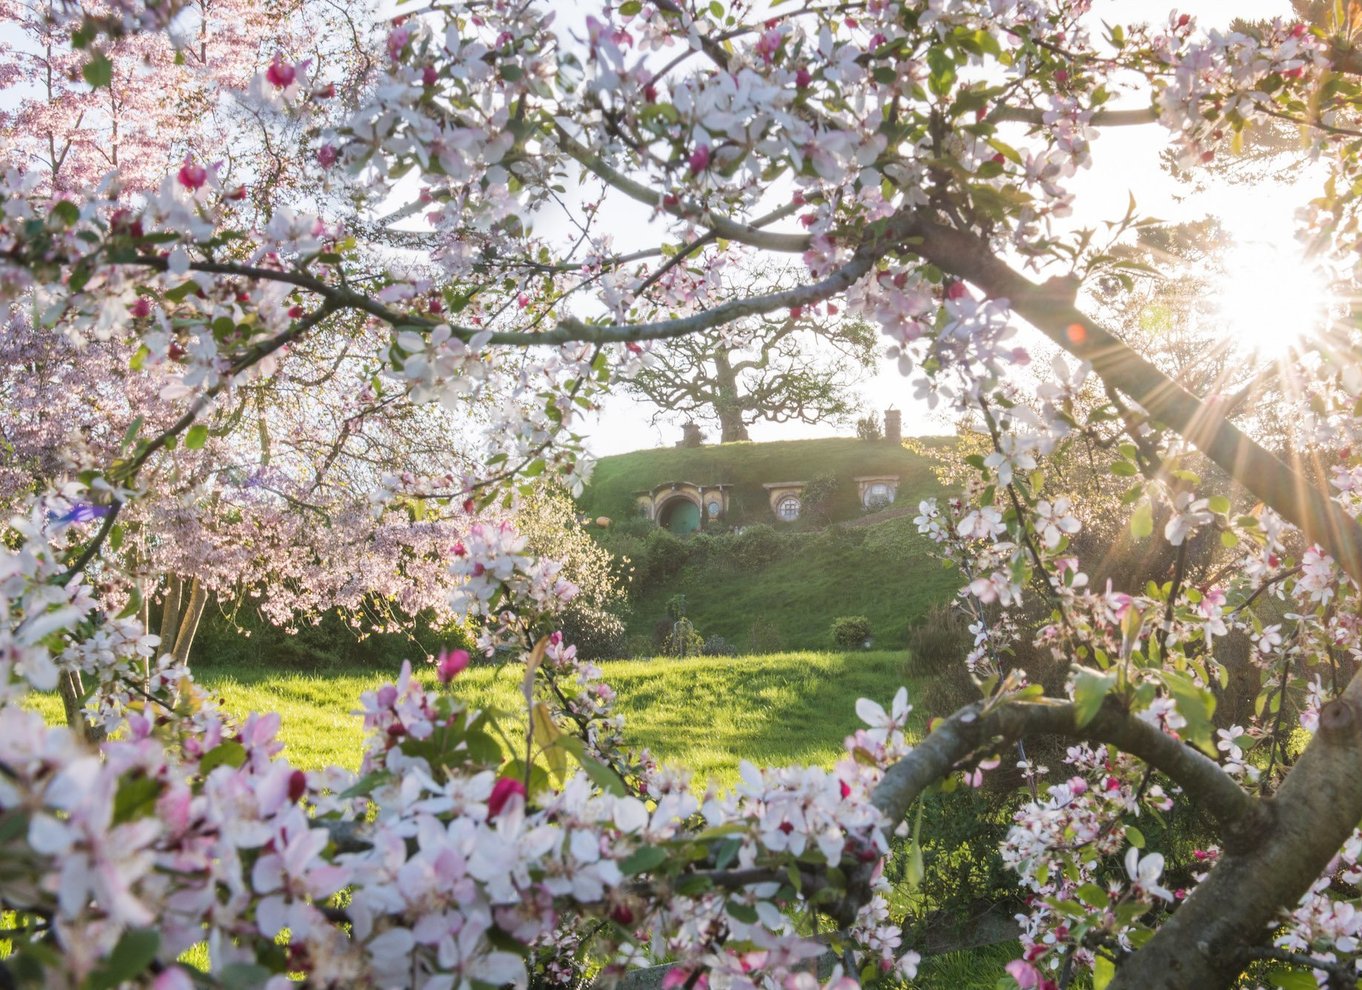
left=1243, top=947, right=1356, bottom=989
left=903, top=217, right=1362, bottom=584
left=872, top=696, right=1260, bottom=843
left=550, top=124, right=810, bottom=253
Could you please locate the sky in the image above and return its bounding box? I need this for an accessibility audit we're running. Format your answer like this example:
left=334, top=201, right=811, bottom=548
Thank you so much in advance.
left=574, top=0, right=1315, bottom=457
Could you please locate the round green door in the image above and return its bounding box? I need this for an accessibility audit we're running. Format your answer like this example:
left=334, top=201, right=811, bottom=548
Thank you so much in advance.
left=663, top=499, right=701, bottom=534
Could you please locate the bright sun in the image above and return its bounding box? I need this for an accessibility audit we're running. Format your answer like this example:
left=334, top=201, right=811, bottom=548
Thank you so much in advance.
left=1210, top=240, right=1333, bottom=358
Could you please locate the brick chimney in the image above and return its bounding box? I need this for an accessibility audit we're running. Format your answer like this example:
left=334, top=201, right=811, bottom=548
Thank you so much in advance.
left=884, top=408, right=901, bottom=443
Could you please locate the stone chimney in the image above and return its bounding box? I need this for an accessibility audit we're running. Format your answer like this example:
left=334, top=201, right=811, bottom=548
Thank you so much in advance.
left=884, top=408, right=901, bottom=443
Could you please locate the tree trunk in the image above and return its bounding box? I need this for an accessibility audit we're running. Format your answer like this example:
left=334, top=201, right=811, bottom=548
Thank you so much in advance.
left=171, top=576, right=208, bottom=666
left=713, top=350, right=750, bottom=443
left=155, top=574, right=208, bottom=669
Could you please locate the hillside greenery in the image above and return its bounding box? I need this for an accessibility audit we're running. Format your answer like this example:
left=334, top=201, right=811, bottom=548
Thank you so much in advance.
left=578, top=435, right=955, bottom=526
left=579, top=437, right=961, bottom=654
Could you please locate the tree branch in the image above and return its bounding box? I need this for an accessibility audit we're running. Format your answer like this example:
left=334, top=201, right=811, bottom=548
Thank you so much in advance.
left=903, top=216, right=1362, bottom=584
left=871, top=696, right=1259, bottom=843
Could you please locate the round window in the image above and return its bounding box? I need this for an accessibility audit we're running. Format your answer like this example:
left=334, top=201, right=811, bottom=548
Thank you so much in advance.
left=864, top=482, right=893, bottom=509
left=777, top=495, right=801, bottom=521
left=707, top=500, right=721, bottom=517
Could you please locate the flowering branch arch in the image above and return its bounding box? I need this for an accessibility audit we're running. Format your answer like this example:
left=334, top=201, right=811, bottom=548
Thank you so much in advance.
left=6, top=1, right=1362, bottom=988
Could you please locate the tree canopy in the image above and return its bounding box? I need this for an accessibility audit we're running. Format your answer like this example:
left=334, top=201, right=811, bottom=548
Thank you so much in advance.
left=5, top=2, right=1362, bottom=989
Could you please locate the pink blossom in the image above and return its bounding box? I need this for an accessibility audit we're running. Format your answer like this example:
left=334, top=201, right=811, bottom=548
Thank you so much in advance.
left=436, top=648, right=470, bottom=683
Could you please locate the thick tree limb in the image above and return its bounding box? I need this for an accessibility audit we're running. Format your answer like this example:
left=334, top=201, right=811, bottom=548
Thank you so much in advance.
left=903, top=216, right=1362, bottom=584
left=871, top=696, right=1260, bottom=844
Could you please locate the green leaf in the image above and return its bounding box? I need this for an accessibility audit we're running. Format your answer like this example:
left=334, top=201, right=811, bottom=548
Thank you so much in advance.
left=220, top=963, right=277, bottom=990
left=1076, top=883, right=1108, bottom=908
left=1073, top=667, right=1117, bottom=727
left=531, top=703, right=567, bottom=785
left=84, top=929, right=159, bottom=990
left=619, top=0, right=642, bottom=12
left=82, top=52, right=113, bottom=89
left=1264, top=968, right=1321, bottom=990
left=200, top=741, right=247, bottom=774
left=51, top=200, right=81, bottom=226
left=185, top=424, right=209, bottom=449
left=112, top=776, right=161, bottom=825
left=1159, top=670, right=1217, bottom=753
left=726, top=900, right=759, bottom=924
left=1130, top=500, right=1153, bottom=540
left=1093, top=955, right=1115, bottom=990
left=1125, top=824, right=1145, bottom=848
left=620, top=845, right=668, bottom=876
left=1111, top=460, right=1137, bottom=477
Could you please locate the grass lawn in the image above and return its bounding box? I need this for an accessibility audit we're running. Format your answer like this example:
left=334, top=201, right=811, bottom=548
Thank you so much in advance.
left=33, top=650, right=921, bottom=787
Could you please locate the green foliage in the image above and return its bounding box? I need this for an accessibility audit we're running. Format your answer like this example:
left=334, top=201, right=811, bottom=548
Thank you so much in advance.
left=887, top=785, right=1019, bottom=936
left=733, top=524, right=788, bottom=567
left=831, top=615, right=872, bottom=649
left=193, top=606, right=469, bottom=672
left=518, top=484, right=629, bottom=658
left=702, top=634, right=737, bottom=656
left=800, top=472, right=841, bottom=525
left=619, top=515, right=959, bottom=650
left=905, top=604, right=980, bottom=720
left=664, top=617, right=704, bottom=658
left=856, top=415, right=882, bottom=441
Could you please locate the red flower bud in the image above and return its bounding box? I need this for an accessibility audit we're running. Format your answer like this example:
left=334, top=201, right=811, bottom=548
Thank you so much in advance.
left=265, top=56, right=297, bottom=89
left=288, top=769, right=307, bottom=803
left=488, top=776, right=527, bottom=818
left=178, top=159, right=208, bottom=191
left=436, top=648, right=470, bottom=683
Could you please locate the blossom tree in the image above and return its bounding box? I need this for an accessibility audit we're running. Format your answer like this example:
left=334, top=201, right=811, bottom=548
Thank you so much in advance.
left=7, top=2, right=1362, bottom=989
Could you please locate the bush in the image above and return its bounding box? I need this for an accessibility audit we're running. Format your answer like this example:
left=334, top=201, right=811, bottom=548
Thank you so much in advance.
left=746, top=616, right=786, bottom=654
left=702, top=634, right=737, bottom=656
left=664, top=617, right=704, bottom=658
left=800, top=473, right=840, bottom=525
left=905, top=603, right=979, bottom=719
left=856, top=415, right=882, bottom=441
left=642, top=529, right=688, bottom=582
left=557, top=608, right=627, bottom=660
left=733, top=524, right=786, bottom=568
left=831, top=615, right=872, bottom=649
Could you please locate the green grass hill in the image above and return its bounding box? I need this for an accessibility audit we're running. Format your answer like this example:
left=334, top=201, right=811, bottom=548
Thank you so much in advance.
left=578, top=435, right=956, bottom=525
left=579, top=436, right=962, bottom=653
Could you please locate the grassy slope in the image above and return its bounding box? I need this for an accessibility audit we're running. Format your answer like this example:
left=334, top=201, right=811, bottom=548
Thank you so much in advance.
left=30, top=651, right=918, bottom=786
left=581, top=437, right=962, bottom=650
left=579, top=436, right=956, bottom=525
left=626, top=514, right=962, bottom=649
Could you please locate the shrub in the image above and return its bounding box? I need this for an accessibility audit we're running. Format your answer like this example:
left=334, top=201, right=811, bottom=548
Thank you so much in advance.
left=642, top=529, right=688, bottom=581
left=746, top=616, right=786, bottom=654
left=856, top=415, right=882, bottom=441
left=665, top=593, right=689, bottom=620
left=664, top=617, right=704, bottom=658
left=905, top=603, right=979, bottom=719
left=557, top=609, right=627, bottom=660
left=831, top=615, right=872, bottom=649
left=800, top=473, right=840, bottom=524
left=733, top=524, right=786, bottom=568
left=702, top=634, right=737, bottom=656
